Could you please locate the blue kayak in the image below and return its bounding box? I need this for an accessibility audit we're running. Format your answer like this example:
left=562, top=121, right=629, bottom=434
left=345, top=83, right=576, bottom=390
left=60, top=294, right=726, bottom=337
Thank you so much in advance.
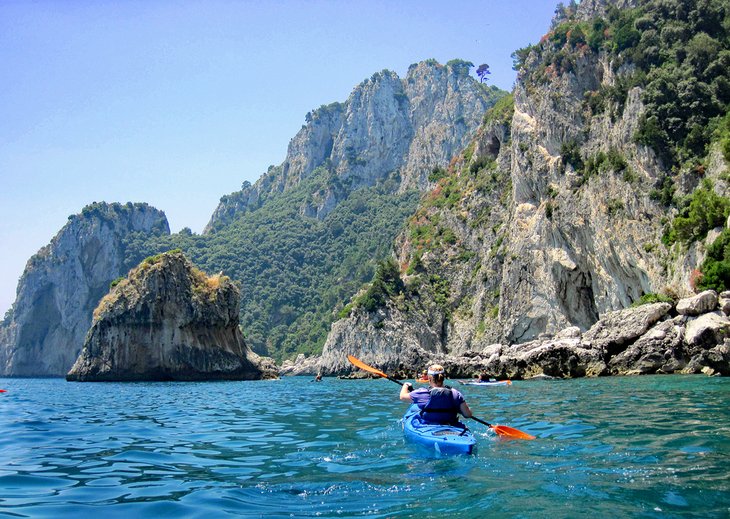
left=402, top=404, right=476, bottom=455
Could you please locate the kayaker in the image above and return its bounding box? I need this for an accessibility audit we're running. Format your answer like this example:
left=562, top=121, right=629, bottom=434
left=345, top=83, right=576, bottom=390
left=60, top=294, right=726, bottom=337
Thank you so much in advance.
left=399, top=364, right=473, bottom=425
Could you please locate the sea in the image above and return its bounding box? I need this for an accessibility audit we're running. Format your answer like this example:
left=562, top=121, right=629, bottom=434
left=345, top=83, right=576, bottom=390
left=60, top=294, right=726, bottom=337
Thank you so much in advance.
left=1, top=375, right=728, bottom=518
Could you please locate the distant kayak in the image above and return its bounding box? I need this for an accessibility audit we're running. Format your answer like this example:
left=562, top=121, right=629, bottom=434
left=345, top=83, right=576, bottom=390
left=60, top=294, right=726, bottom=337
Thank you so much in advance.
left=402, top=404, right=476, bottom=455
left=457, top=380, right=512, bottom=387
left=415, top=378, right=429, bottom=383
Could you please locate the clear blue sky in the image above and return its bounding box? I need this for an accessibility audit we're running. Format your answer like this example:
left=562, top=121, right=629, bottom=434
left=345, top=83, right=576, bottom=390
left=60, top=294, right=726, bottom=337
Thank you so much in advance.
left=0, top=0, right=558, bottom=315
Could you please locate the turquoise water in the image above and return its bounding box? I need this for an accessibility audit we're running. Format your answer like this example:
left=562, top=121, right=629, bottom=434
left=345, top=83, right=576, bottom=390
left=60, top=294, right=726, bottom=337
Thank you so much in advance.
left=1, top=376, right=728, bottom=518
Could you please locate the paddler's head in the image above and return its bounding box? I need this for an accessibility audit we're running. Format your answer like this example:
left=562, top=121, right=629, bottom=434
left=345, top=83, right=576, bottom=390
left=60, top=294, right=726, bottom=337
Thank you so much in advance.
left=427, top=364, right=445, bottom=386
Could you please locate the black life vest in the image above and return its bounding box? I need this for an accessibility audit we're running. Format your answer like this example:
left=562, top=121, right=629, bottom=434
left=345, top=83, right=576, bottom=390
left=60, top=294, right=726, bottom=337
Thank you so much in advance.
left=420, top=387, right=460, bottom=425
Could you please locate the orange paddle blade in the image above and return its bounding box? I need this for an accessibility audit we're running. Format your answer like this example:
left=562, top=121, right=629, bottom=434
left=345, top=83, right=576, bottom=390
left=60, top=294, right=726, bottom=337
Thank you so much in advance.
left=347, top=355, right=388, bottom=379
left=492, top=425, right=536, bottom=440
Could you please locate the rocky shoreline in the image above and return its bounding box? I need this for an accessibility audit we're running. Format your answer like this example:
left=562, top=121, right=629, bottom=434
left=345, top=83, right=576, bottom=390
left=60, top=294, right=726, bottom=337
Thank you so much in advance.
left=281, top=290, right=730, bottom=379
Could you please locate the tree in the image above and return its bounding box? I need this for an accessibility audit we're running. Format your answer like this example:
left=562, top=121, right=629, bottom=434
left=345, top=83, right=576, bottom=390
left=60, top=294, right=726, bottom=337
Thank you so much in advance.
left=476, top=63, right=491, bottom=83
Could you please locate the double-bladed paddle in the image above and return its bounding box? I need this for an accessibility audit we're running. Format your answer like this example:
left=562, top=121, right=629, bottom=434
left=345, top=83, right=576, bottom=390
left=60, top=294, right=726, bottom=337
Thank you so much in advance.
left=347, top=354, right=535, bottom=440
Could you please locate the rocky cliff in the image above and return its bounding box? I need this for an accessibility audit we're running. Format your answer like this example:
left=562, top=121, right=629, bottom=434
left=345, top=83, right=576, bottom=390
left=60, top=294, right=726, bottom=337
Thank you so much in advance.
left=67, top=251, right=277, bottom=381
left=205, top=60, right=502, bottom=230
left=0, top=203, right=169, bottom=377
left=312, top=0, right=730, bottom=377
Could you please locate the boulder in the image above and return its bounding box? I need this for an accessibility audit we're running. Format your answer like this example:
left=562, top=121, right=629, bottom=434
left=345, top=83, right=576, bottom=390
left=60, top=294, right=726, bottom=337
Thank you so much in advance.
left=684, top=311, right=730, bottom=348
left=583, top=303, right=672, bottom=357
left=280, top=354, right=321, bottom=376
left=470, top=338, right=606, bottom=379
left=676, top=290, right=719, bottom=316
left=608, top=319, right=685, bottom=375
left=555, top=326, right=582, bottom=339
left=682, top=342, right=730, bottom=376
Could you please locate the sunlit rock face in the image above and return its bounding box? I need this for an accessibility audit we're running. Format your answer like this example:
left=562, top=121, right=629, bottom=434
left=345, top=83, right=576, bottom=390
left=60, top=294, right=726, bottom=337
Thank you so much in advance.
left=67, top=251, right=277, bottom=382
left=205, top=59, right=497, bottom=229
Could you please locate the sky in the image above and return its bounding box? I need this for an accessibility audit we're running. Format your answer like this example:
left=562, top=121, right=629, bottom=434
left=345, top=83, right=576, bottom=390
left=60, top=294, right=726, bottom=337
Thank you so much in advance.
left=0, top=0, right=559, bottom=316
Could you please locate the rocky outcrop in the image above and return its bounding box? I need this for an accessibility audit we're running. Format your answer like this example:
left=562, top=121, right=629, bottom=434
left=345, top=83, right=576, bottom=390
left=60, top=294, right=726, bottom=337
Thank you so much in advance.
left=205, top=60, right=501, bottom=231
left=67, top=251, right=277, bottom=381
left=0, top=203, right=169, bottom=377
left=279, top=354, right=321, bottom=377
left=317, top=304, right=444, bottom=376
left=292, top=291, right=729, bottom=378
left=582, top=302, right=673, bottom=357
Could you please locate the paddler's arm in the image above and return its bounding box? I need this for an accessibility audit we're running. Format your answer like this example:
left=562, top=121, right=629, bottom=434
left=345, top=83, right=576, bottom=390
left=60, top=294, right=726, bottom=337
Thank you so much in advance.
left=459, top=402, right=473, bottom=418
left=399, top=382, right=414, bottom=402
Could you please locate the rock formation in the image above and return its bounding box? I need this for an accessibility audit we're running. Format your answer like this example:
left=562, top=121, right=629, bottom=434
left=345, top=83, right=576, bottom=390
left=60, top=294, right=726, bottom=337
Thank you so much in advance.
left=205, top=60, right=501, bottom=230
left=0, top=203, right=169, bottom=377
left=67, top=251, right=277, bottom=381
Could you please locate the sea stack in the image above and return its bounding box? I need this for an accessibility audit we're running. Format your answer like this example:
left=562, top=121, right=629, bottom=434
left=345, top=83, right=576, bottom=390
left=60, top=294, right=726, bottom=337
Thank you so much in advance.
left=67, top=250, right=277, bottom=381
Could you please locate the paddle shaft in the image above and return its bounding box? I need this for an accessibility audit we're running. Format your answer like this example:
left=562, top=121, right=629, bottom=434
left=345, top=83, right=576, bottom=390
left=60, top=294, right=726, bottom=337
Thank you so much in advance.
left=383, top=375, right=406, bottom=386
left=468, top=416, right=494, bottom=428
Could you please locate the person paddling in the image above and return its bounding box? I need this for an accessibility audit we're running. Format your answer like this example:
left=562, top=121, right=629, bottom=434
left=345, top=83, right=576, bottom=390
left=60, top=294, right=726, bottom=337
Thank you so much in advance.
left=399, top=364, right=472, bottom=425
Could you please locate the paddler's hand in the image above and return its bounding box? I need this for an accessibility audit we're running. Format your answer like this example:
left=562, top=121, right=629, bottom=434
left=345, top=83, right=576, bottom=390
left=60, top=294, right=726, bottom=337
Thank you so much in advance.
left=399, top=382, right=414, bottom=401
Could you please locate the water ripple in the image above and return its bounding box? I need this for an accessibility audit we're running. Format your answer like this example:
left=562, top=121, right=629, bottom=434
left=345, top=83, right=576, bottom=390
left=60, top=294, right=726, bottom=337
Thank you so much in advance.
left=0, top=376, right=728, bottom=517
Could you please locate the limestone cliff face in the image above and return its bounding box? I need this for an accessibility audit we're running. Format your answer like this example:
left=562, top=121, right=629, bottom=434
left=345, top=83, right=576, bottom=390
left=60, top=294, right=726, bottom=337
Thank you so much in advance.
left=0, top=203, right=169, bottom=377
left=576, top=0, right=636, bottom=18
left=67, top=251, right=277, bottom=381
left=205, top=60, right=499, bottom=230
left=319, top=1, right=730, bottom=375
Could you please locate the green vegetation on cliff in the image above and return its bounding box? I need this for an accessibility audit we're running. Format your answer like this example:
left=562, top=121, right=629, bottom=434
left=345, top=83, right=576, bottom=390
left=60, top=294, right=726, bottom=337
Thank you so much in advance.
left=698, top=228, right=730, bottom=292
left=518, top=0, right=730, bottom=169
left=351, top=258, right=406, bottom=314
left=122, top=168, right=419, bottom=361
left=663, top=180, right=730, bottom=246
